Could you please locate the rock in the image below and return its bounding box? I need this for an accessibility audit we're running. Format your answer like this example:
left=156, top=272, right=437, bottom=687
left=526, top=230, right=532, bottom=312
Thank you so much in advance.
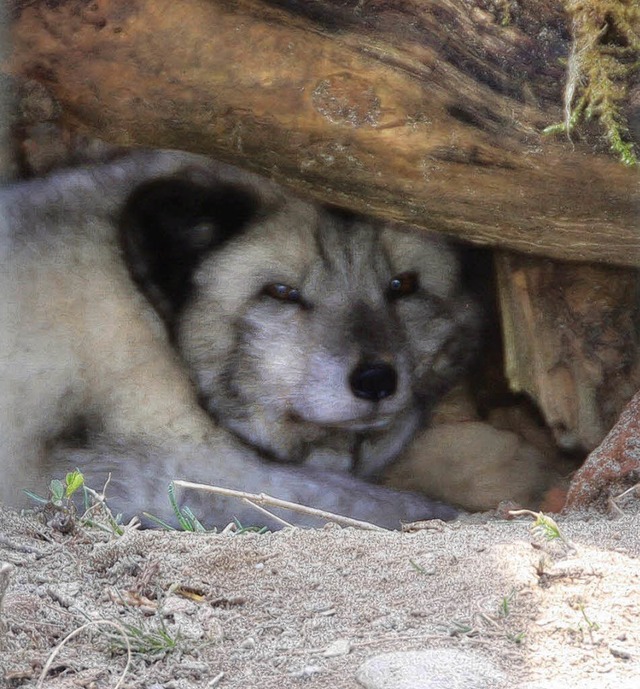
left=566, top=390, right=640, bottom=510
left=356, top=649, right=507, bottom=689
left=609, top=641, right=634, bottom=660
left=323, top=638, right=351, bottom=657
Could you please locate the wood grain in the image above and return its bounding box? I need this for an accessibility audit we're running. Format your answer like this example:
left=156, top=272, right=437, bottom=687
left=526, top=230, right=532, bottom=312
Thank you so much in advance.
left=6, top=0, right=640, bottom=264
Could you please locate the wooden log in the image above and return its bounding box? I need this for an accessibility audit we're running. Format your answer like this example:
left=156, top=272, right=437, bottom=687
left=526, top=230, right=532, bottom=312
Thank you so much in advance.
left=496, top=252, right=640, bottom=452
left=5, top=0, right=640, bottom=265
left=0, top=0, right=13, bottom=182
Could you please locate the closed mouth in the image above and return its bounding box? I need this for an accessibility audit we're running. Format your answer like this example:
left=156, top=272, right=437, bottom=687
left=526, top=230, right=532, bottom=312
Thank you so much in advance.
left=324, top=416, right=395, bottom=432
left=285, top=409, right=397, bottom=433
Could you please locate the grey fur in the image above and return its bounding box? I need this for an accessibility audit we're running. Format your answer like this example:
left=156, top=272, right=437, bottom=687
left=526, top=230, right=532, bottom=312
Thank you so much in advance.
left=0, top=150, right=479, bottom=528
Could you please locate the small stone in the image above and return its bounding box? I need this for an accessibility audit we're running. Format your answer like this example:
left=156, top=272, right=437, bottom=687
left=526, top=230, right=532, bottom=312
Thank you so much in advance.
left=323, top=638, right=351, bottom=657
left=609, top=642, right=633, bottom=659
left=289, top=665, right=322, bottom=678
left=356, top=649, right=507, bottom=689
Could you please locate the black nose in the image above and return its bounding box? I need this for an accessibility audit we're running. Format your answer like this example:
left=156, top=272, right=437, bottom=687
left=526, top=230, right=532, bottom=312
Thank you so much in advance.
left=349, top=362, right=398, bottom=401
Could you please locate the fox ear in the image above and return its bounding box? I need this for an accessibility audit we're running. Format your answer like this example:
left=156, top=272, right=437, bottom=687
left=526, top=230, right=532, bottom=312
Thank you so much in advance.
left=120, top=177, right=259, bottom=325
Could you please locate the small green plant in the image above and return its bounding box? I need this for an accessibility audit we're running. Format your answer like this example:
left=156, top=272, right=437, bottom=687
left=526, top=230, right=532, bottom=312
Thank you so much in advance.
left=107, top=621, right=180, bottom=657
left=498, top=589, right=517, bottom=619
left=530, top=512, right=563, bottom=542
left=24, top=469, right=85, bottom=506
left=76, top=592, right=180, bottom=659
left=510, top=509, right=574, bottom=550
left=449, top=620, right=478, bottom=637
left=143, top=482, right=206, bottom=531
left=231, top=517, right=269, bottom=535
left=500, top=0, right=511, bottom=26
left=508, top=631, right=527, bottom=644
left=450, top=590, right=525, bottom=645
left=567, top=602, right=601, bottom=643
left=24, top=470, right=87, bottom=533
left=144, top=484, right=270, bottom=533
left=25, top=470, right=126, bottom=536
left=579, top=604, right=600, bottom=632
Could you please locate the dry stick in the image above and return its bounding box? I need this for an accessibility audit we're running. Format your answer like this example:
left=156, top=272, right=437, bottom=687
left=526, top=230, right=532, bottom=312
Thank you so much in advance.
left=37, top=619, right=132, bottom=689
left=613, top=482, right=640, bottom=502
left=0, top=562, right=12, bottom=614
left=607, top=482, right=640, bottom=517
left=209, top=671, right=225, bottom=688
left=242, top=498, right=294, bottom=529
left=172, top=480, right=387, bottom=532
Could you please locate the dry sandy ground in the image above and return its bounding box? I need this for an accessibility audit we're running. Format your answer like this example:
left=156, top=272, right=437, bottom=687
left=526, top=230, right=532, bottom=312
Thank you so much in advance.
left=1, top=499, right=640, bottom=689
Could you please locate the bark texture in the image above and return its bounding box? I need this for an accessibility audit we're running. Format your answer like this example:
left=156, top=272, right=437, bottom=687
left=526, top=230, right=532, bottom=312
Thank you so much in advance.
left=565, top=390, right=640, bottom=510
left=6, top=0, right=640, bottom=265
left=496, top=253, right=640, bottom=453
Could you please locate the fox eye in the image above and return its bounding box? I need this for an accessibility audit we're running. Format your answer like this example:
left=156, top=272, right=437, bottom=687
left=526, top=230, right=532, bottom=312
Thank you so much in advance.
left=263, top=283, right=302, bottom=303
left=387, top=271, right=419, bottom=299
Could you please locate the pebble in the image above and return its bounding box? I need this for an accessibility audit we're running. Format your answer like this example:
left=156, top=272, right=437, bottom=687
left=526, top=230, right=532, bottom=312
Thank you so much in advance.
left=240, top=636, right=256, bottom=650
left=609, top=641, right=633, bottom=659
left=323, top=638, right=351, bottom=657
left=356, top=649, right=507, bottom=689
left=289, top=664, right=322, bottom=678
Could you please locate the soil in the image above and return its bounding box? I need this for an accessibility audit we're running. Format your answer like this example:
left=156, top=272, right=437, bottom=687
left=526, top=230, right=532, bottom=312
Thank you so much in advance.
left=2, top=499, right=640, bottom=689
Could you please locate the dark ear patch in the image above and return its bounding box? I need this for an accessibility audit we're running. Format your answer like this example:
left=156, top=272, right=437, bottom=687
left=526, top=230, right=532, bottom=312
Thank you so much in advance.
left=120, top=177, right=260, bottom=325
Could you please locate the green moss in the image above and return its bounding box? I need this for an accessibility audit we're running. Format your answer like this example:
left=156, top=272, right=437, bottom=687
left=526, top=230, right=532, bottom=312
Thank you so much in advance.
left=501, top=0, right=512, bottom=26
left=543, top=0, right=640, bottom=166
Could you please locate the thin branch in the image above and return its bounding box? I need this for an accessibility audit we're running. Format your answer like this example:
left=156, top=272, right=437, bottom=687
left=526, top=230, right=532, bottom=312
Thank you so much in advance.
left=613, top=482, right=640, bottom=502
left=172, top=480, right=387, bottom=532
left=242, top=498, right=294, bottom=528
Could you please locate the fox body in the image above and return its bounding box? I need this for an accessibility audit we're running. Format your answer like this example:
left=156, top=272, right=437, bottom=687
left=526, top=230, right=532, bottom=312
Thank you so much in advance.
left=0, top=151, right=478, bottom=528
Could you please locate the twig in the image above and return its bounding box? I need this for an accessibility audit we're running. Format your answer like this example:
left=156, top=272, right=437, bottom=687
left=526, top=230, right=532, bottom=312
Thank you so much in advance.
left=0, top=562, right=12, bottom=614
left=608, top=497, right=625, bottom=517
left=37, top=619, right=132, bottom=689
left=172, top=480, right=387, bottom=532
left=242, top=498, right=293, bottom=528
left=208, top=671, right=225, bottom=687
left=613, top=482, right=640, bottom=502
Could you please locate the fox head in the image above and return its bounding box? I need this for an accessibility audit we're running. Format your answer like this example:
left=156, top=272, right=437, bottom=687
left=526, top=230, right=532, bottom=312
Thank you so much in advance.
left=120, top=169, right=480, bottom=476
